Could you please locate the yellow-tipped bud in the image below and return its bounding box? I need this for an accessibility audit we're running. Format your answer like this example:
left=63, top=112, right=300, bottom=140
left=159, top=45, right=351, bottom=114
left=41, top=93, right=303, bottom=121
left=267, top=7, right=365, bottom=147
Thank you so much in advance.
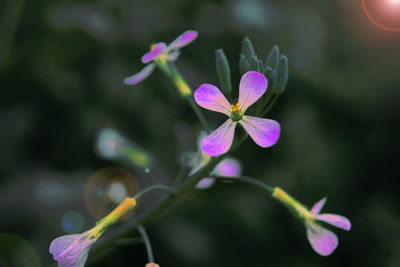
left=98, top=197, right=137, bottom=227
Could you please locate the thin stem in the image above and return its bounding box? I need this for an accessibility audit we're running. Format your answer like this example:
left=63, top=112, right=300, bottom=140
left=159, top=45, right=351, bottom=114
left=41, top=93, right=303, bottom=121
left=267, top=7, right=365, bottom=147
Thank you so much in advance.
left=261, top=94, right=279, bottom=117
left=137, top=225, right=155, bottom=263
left=213, top=175, right=274, bottom=193
left=133, top=185, right=175, bottom=200
left=156, top=60, right=210, bottom=131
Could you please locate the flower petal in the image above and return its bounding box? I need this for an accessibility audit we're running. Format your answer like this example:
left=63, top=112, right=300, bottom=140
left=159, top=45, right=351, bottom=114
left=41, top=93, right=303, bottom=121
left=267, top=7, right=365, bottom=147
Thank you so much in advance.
left=168, top=30, right=198, bottom=50
left=146, top=263, right=160, bottom=267
left=123, top=63, right=155, bottom=85
left=49, top=234, right=81, bottom=257
left=58, top=250, right=89, bottom=267
left=212, top=157, right=241, bottom=177
left=141, top=43, right=167, bottom=63
left=196, top=177, right=215, bottom=189
left=201, top=119, right=237, bottom=156
left=310, top=197, right=327, bottom=214
left=194, top=84, right=231, bottom=115
left=315, top=214, right=352, bottom=231
left=306, top=222, right=338, bottom=256
left=239, top=116, right=280, bottom=147
left=238, top=71, right=268, bottom=112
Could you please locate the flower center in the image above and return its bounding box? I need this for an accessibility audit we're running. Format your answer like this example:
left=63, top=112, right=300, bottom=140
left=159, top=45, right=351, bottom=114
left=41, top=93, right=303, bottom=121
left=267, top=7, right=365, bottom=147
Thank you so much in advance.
left=230, top=103, right=243, bottom=121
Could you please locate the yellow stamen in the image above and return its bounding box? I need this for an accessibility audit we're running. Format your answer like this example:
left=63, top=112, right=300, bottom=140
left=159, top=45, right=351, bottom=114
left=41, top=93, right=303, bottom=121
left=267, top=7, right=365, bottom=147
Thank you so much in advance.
left=231, top=103, right=241, bottom=112
left=272, top=187, right=314, bottom=220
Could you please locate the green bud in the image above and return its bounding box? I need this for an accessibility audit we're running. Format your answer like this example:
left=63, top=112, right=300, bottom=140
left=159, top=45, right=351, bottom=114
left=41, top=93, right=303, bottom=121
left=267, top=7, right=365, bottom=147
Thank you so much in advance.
left=272, top=55, right=288, bottom=94
left=215, top=49, right=232, bottom=94
left=241, top=37, right=256, bottom=62
left=265, top=66, right=274, bottom=80
left=265, top=45, right=280, bottom=71
left=239, top=54, right=250, bottom=75
left=250, top=56, right=260, bottom=71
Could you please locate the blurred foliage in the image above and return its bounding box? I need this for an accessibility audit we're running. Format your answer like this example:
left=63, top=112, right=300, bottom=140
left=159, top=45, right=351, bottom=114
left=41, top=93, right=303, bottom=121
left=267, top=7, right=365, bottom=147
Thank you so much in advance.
left=1, top=0, right=400, bottom=266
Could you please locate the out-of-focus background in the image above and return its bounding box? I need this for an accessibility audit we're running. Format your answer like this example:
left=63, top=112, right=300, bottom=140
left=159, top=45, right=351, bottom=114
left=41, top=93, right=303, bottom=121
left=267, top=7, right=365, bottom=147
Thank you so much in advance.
left=1, top=0, right=400, bottom=266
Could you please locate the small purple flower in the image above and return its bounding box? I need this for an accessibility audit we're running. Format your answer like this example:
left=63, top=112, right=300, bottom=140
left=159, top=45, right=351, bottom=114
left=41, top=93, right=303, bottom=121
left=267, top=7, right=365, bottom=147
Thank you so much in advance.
left=273, top=188, right=351, bottom=256
left=49, top=229, right=101, bottom=267
left=305, top=197, right=351, bottom=256
left=194, top=71, right=281, bottom=156
left=124, top=30, right=198, bottom=85
left=196, top=157, right=241, bottom=189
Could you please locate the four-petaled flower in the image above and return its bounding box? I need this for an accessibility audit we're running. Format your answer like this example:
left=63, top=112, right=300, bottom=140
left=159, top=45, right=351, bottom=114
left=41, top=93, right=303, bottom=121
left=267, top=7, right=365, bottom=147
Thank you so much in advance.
left=124, top=30, right=198, bottom=85
left=273, top=187, right=351, bottom=256
left=194, top=71, right=281, bottom=156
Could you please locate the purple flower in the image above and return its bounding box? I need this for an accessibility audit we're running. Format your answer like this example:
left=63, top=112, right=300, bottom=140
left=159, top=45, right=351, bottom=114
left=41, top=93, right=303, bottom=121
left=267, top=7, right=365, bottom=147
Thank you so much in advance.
left=196, top=157, right=241, bottom=189
left=272, top=188, right=351, bottom=256
left=49, top=227, right=102, bottom=267
left=194, top=71, right=281, bottom=156
left=124, top=30, right=198, bottom=85
left=305, top=197, right=351, bottom=256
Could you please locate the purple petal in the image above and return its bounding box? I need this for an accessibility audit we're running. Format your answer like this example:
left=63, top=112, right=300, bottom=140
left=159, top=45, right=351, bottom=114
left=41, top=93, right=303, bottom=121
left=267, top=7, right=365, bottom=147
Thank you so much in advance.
left=310, top=197, right=327, bottom=214
left=123, top=63, right=155, bottom=85
left=306, top=223, right=338, bottom=256
left=168, top=30, right=198, bottom=50
left=141, top=43, right=167, bottom=63
left=49, top=233, right=94, bottom=265
left=194, top=84, right=231, bottom=115
left=212, top=158, right=241, bottom=177
left=238, top=71, right=268, bottom=112
left=315, top=214, right=352, bottom=231
left=196, top=177, right=215, bottom=189
left=49, top=234, right=81, bottom=257
left=201, top=119, right=237, bottom=156
left=239, top=116, right=280, bottom=147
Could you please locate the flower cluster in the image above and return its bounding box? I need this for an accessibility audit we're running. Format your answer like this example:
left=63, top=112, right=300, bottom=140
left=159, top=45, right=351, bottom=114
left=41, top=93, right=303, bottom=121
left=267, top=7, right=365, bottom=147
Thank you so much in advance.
left=49, top=30, right=352, bottom=267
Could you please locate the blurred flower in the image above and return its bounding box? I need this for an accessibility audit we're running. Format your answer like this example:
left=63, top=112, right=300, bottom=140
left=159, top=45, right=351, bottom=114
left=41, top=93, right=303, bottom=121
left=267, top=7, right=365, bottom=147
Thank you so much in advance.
left=272, top=187, right=351, bottom=256
left=194, top=71, right=280, bottom=156
left=96, top=127, right=153, bottom=171
left=50, top=198, right=136, bottom=266
left=124, top=30, right=198, bottom=85
left=196, top=157, right=242, bottom=189
left=145, top=263, right=160, bottom=267
left=49, top=226, right=102, bottom=267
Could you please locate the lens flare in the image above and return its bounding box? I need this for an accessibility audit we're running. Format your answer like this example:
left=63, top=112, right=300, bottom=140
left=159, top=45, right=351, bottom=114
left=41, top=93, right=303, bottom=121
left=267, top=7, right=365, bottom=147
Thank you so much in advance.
left=61, top=211, right=85, bottom=233
left=361, top=0, right=400, bottom=31
left=84, top=168, right=139, bottom=219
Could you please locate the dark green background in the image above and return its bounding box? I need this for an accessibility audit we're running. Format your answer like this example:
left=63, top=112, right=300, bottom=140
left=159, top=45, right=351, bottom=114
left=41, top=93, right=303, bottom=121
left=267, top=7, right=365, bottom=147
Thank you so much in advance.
left=1, top=0, right=400, bottom=266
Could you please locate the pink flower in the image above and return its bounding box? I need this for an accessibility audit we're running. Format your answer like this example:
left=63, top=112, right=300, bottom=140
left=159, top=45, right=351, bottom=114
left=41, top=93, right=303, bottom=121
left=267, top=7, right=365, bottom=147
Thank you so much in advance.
left=272, top=187, right=351, bottom=256
left=49, top=230, right=101, bottom=267
left=305, top=197, right=351, bottom=256
left=124, top=30, right=198, bottom=85
left=194, top=71, right=280, bottom=156
left=145, top=263, right=160, bottom=267
left=196, top=157, right=242, bottom=189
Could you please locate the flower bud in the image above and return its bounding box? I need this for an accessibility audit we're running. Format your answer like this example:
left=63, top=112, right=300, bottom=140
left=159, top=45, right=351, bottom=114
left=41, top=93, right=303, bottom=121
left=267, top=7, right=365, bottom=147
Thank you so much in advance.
left=241, top=37, right=256, bottom=62
left=272, top=55, right=288, bottom=94
left=215, top=49, right=232, bottom=95
left=265, top=45, right=280, bottom=71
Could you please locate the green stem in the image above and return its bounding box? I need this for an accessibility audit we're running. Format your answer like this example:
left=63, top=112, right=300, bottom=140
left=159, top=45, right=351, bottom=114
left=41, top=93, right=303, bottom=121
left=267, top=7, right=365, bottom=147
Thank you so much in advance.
left=213, top=175, right=274, bottom=193
left=133, top=185, right=175, bottom=200
left=137, top=225, right=155, bottom=263
left=156, top=60, right=210, bottom=131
